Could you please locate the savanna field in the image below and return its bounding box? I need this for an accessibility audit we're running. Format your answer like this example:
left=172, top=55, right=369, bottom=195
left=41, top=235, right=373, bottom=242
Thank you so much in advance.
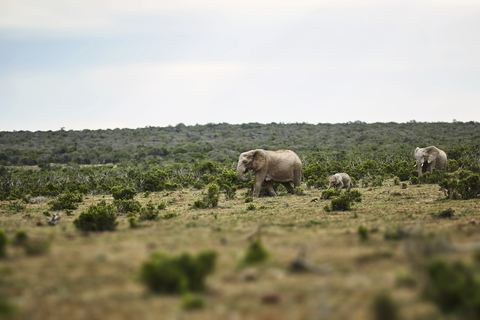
left=1, top=122, right=480, bottom=320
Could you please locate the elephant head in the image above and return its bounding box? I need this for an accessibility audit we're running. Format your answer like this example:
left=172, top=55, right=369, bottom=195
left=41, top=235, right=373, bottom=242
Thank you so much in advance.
left=414, top=146, right=441, bottom=176
left=236, top=149, right=267, bottom=182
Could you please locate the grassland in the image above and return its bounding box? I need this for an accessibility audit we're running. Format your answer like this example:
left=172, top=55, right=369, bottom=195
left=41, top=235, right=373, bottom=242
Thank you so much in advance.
left=1, top=180, right=480, bottom=320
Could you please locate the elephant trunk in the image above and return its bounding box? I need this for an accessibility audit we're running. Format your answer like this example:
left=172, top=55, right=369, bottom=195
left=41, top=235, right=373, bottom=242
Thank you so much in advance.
left=237, top=165, right=252, bottom=182
left=417, top=160, right=423, bottom=177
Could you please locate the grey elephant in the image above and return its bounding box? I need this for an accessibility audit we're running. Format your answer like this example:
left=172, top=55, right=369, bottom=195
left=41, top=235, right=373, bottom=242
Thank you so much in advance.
left=236, top=149, right=303, bottom=197
left=414, top=146, right=447, bottom=177
left=328, top=173, right=352, bottom=190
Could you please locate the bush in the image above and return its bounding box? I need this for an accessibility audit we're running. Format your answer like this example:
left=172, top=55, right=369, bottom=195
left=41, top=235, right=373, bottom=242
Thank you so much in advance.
left=440, top=171, right=480, bottom=200
left=162, top=212, right=178, bottom=219
left=245, top=196, right=253, bottom=203
left=193, top=200, right=209, bottom=209
left=139, top=250, right=217, bottom=294
left=22, top=237, right=51, bottom=256
left=207, top=183, right=219, bottom=207
left=181, top=293, right=206, bottom=310
left=346, top=189, right=362, bottom=202
left=48, top=191, right=83, bottom=210
left=434, top=208, right=455, bottom=219
left=128, top=216, right=138, bottom=228
left=423, top=258, right=480, bottom=317
left=321, top=189, right=341, bottom=200
left=111, top=186, right=137, bottom=200
left=358, top=225, right=369, bottom=242
left=139, top=202, right=159, bottom=221
left=114, top=199, right=142, bottom=214
left=372, top=292, right=399, bottom=320
left=246, top=204, right=256, bottom=211
left=73, top=200, right=118, bottom=232
left=158, top=201, right=167, bottom=210
left=324, top=194, right=352, bottom=212
left=0, top=229, right=7, bottom=258
left=242, top=238, right=269, bottom=265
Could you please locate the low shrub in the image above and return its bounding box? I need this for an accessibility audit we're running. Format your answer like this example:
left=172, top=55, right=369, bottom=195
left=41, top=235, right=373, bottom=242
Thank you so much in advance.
left=181, top=293, right=206, bottom=310
left=440, top=171, right=480, bottom=200
left=158, top=201, right=167, bottom=210
left=138, top=202, right=159, bottom=221
left=246, top=204, right=256, bottom=211
left=139, top=250, right=217, bottom=294
left=48, top=191, right=83, bottom=210
left=73, top=200, right=118, bottom=232
left=128, top=216, right=138, bottom=228
left=22, top=237, right=51, bottom=256
left=207, top=183, right=219, bottom=207
left=324, top=194, right=352, bottom=212
left=372, top=292, right=399, bottom=320
left=114, top=199, right=142, bottom=214
left=358, top=225, right=369, bottom=242
left=162, top=212, right=178, bottom=219
left=241, top=238, right=269, bottom=265
left=434, top=208, right=455, bottom=219
left=111, top=186, right=137, bottom=201
left=321, top=189, right=341, bottom=200
left=245, top=196, right=253, bottom=203
left=193, top=200, right=209, bottom=209
left=423, top=258, right=480, bottom=317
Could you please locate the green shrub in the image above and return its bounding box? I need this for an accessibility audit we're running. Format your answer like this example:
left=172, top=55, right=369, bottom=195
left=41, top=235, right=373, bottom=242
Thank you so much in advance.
left=423, top=258, right=480, bottom=317
left=224, top=185, right=237, bottom=200
left=372, top=292, right=399, bottom=320
left=246, top=204, right=256, bottom=211
left=162, top=212, right=178, bottom=219
left=0, top=229, right=7, bottom=258
left=207, top=183, right=219, bottom=207
left=138, top=202, right=159, bottom=221
left=324, top=194, right=352, bottom=212
left=346, top=189, right=362, bottom=202
left=295, top=186, right=305, bottom=195
left=13, top=230, right=27, bottom=246
left=48, top=191, right=83, bottom=210
left=73, top=200, right=118, bottom=232
left=42, top=211, right=51, bottom=217
left=393, top=176, right=400, bottom=186
left=358, top=225, right=369, bottom=242
left=193, top=200, right=209, bottom=209
left=410, top=176, right=419, bottom=185
left=111, top=186, right=137, bottom=200
left=321, top=189, right=341, bottom=200
left=440, top=171, right=480, bottom=200
left=242, top=238, right=269, bottom=265
left=139, top=250, right=217, bottom=294
left=181, top=293, right=206, bottom=310
left=158, top=201, right=167, bottom=210
left=128, top=216, right=138, bottom=228
left=396, top=271, right=417, bottom=288
left=434, top=208, right=455, bottom=219
left=114, top=199, right=141, bottom=214
left=143, top=191, right=151, bottom=198
left=245, top=196, right=253, bottom=203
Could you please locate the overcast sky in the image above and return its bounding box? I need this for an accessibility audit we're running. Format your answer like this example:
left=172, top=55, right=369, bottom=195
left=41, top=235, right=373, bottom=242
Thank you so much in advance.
left=1, top=0, right=480, bottom=132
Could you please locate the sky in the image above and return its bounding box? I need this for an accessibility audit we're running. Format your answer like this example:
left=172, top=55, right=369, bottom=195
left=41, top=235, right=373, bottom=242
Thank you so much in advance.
left=1, top=0, right=480, bottom=132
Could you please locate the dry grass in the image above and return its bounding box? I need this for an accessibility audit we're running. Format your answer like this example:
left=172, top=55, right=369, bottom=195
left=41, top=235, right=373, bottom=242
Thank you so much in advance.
left=1, top=181, right=480, bottom=320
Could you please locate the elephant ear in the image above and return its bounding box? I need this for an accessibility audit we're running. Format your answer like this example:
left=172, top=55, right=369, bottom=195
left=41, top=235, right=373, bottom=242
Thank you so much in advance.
left=425, top=147, right=439, bottom=163
left=252, top=149, right=267, bottom=172
left=414, top=147, right=420, bottom=155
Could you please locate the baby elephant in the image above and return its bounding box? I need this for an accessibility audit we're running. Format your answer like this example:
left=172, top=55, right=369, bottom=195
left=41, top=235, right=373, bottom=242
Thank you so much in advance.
left=328, top=173, right=352, bottom=190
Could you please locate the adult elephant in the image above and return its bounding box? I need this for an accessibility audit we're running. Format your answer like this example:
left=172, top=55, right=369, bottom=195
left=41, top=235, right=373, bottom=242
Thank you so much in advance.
left=236, top=149, right=303, bottom=197
left=414, top=146, right=447, bottom=177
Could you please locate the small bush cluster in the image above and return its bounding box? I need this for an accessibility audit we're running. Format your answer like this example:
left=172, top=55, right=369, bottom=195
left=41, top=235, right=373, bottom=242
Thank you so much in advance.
left=111, top=186, right=137, bottom=200
left=192, top=183, right=220, bottom=209
left=324, top=194, right=351, bottom=212
left=423, top=258, right=480, bottom=317
left=73, top=200, right=118, bottom=232
left=440, top=171, right=480, bottom=200
left=114, top=199, right=142, bottom=214
left=48, top=191, right=83, bottom=210
left=358, top=225, right=369, bottom=242
left=321, top=189, right=341, bottom=200
left=241, top=237, right=269, bottom=266
left=138, top=202, right=159, bottom=221
left=0, top=229, right=7, bottom=258
left=139, top=250, right=217, bottom=294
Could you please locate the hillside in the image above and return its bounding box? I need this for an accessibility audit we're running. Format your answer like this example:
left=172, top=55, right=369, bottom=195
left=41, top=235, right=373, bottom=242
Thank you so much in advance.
left=1, top=121, right=480, bottom=166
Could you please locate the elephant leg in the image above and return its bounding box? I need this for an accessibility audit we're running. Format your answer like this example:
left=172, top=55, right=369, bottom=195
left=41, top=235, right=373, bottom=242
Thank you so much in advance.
left=338, top=181, right=344, bottom=189
left=282, top=182, right=295, bottom=194
left=253, top=173, right=266, bottom=197
left=264, top=181, right=277, bottom=196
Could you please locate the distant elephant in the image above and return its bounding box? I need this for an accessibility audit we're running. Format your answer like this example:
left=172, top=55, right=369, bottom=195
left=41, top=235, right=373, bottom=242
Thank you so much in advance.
left=414, top=146, right=447, bottom=177
left=328, top=173, right=352, bottom=190
left=236, top=149, right=303, bottom=197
